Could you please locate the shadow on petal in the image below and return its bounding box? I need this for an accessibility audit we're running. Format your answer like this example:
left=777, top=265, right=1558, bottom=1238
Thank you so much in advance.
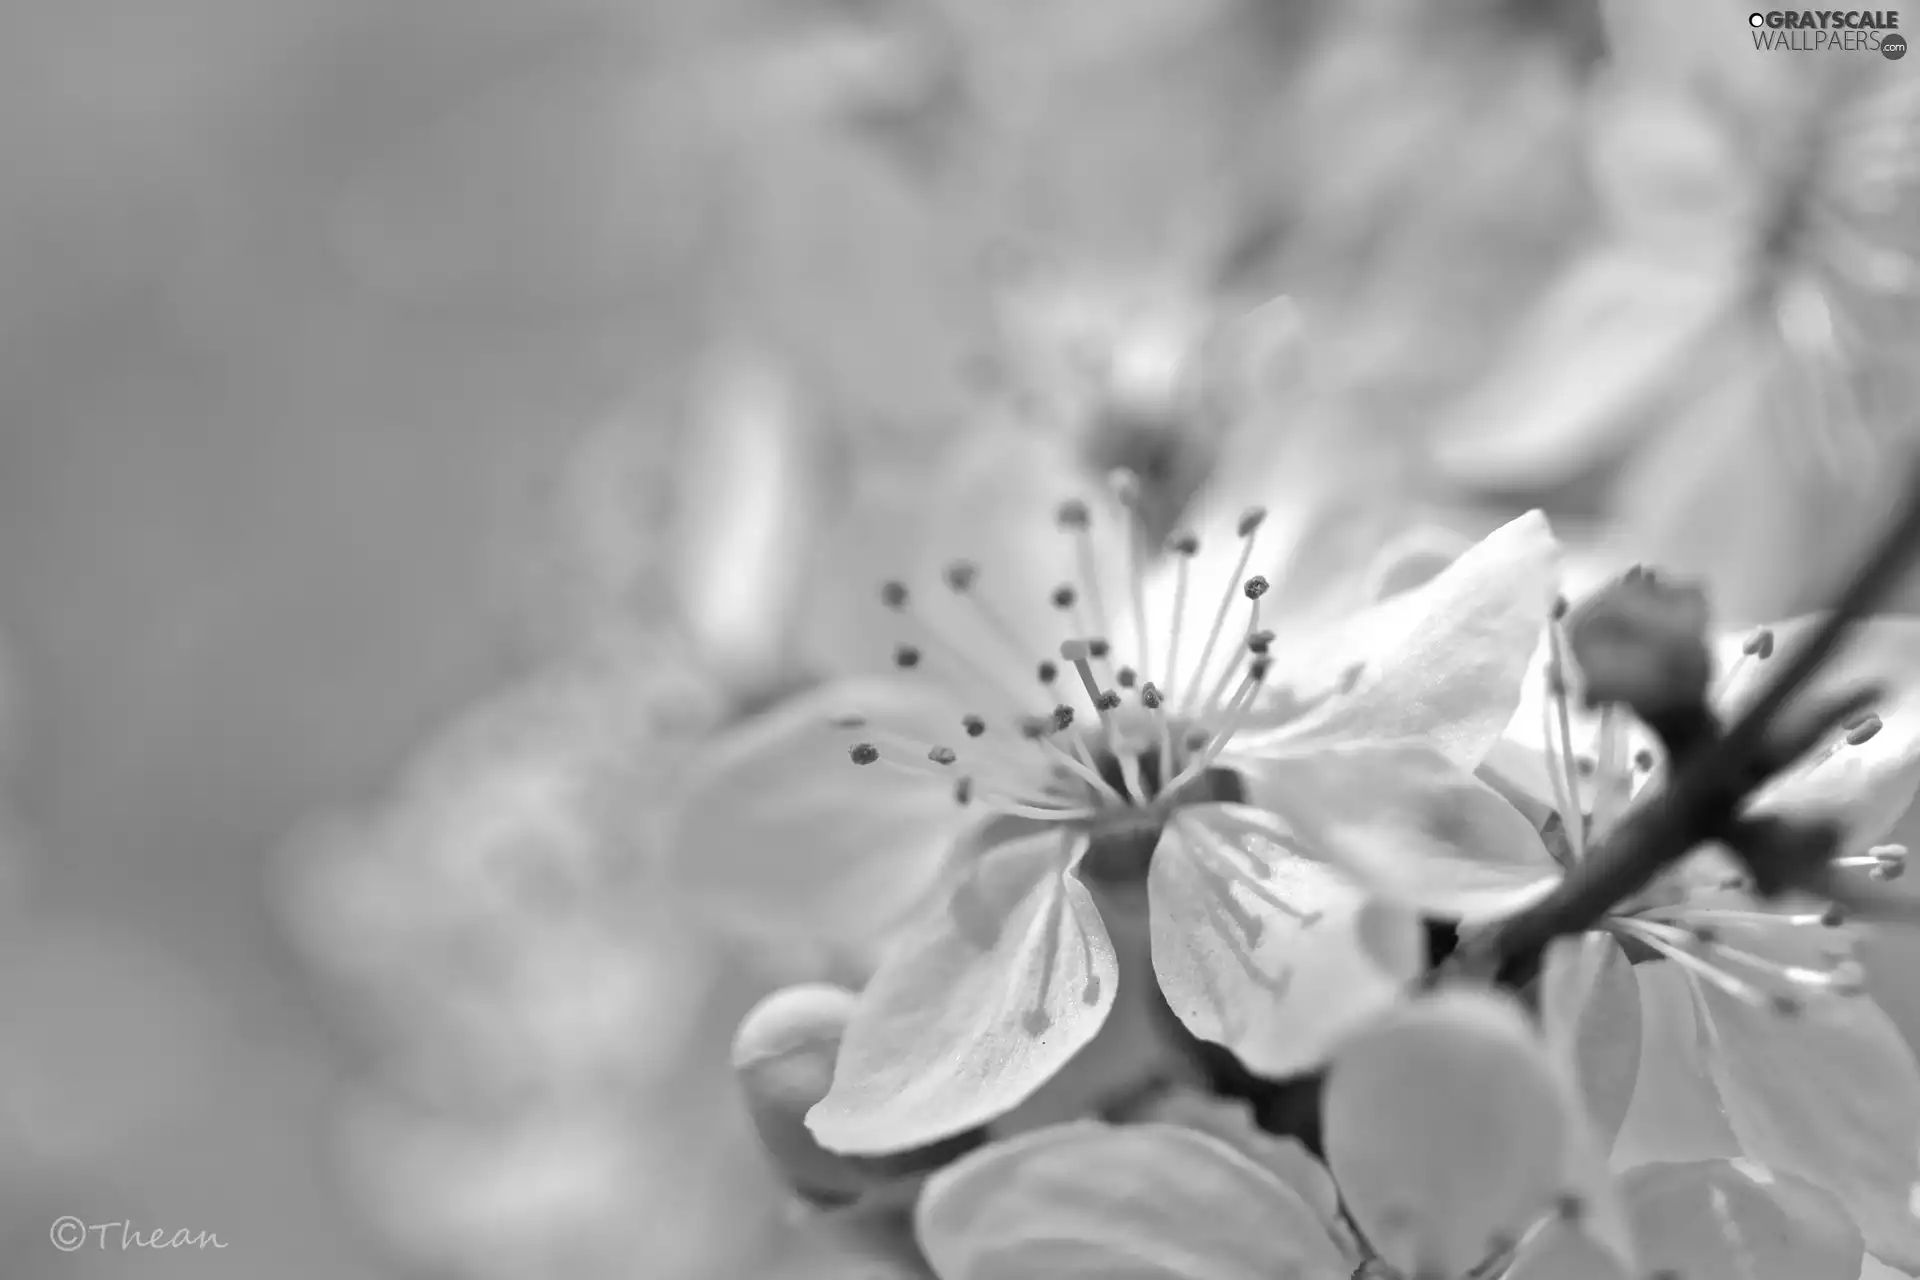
left=1147, top=804, right=1424, bottom=1078
left=1230, top=739, right=1562, bottom=923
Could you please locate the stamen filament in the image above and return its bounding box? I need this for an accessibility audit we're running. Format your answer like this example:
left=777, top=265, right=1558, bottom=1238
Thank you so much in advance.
left=840, top=719, right=1043, bottom=796
left=1163, top=661, right=1269, bottom=796
left=1545, top=625, right=1588, bottom=862
left=1195, top=600, right=1262, bottom=721
left=1035, top=731, right=1131, bottom=805
left=1142, top=682, right=1176, bottom=788
left=1180, top=531, right=1259, bottom=714
left=1610, top=917, right=1770, bottom=1007
left=1633, top=917, right=1856, bottom=994
left=1589, top=706, right=1635, bottom=836
left=889, top=598, right=1044, bottom=726
left=1071, top=532, right=1114, bottom=667
left=1112, top=472, right=1154, bottom=688
left=1163, top=541, right=1193, bottom=697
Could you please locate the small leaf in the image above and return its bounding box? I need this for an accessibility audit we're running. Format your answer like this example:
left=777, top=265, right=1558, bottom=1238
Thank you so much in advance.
left=1148, top=805, right=1424, bottom=1078
left=915, top=1122, right=1349, bottom=1280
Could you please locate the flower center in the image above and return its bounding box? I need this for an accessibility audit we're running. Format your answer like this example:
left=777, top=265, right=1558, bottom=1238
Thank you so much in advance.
left=839, top=475, right=1275, bottom=882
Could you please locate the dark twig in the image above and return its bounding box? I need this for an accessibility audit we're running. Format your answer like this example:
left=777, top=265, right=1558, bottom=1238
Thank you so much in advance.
left=1449, top=455, right=1920, bottom=983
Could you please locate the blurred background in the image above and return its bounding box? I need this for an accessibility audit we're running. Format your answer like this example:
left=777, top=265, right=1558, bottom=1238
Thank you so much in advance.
left=0, top=0, right=1912, bottom=1277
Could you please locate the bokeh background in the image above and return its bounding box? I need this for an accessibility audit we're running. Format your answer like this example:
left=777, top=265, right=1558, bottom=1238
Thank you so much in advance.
left=0, top=1, right=1913, bottom=1277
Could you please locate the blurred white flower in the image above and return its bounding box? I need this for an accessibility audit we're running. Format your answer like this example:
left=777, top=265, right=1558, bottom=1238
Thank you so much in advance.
left=286, top=667, right=718, bottom=1103
left=1432, top=0, right=1920, bottom=622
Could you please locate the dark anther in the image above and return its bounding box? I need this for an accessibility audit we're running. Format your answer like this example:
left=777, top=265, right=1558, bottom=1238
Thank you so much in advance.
left=1056, top=500, right=1091, bottom=530
left=953, top=777, right=974, bottom=805
left=1551, top=595, right=1569, bottom=621
left=1141, top=683, right=1164, bottom=710
left=1051, top=584, right=1078, bottom=609
left=893, top=644, right=922, bottom=669
left=1247, top=629, right=1275, bottom=655
left=1846, top=713, right=1884, bottom=746
left=1097, top=690, right=1122, bottom=711
left=1633, top=747, right=1656, bottom=771
left=1052, top=705, right=1075, bottom=731
left=962, top=714, right=987, bottom=738
left=1019, top=716, right=1050, bottom=740
left=1744, top=627, right=1776, bottom=658
left=1037, top=660, right=1059, bottom=684
left=1564, top=568, right=1712, bottom=718
left=944, top=561, right=980, bottom=592
left=1089, top=637, right=1112, bottom=659
left=849, top=744, right=880, bottom=765
left=1243, top=575, right=1269, bottom=599
left=1169, top=533, right=1200, bottom=556
left=1116, top=666, right=1137, bottom=688
left=1249, top=656, right=1272, bottom=682
left=928, top=746, right=957, bottom=765
left=1184, top=728, right=1211, bottom=751
left=880, top=581, right=909, bottom=610
left=1236, top=507, right=1267, bottom=537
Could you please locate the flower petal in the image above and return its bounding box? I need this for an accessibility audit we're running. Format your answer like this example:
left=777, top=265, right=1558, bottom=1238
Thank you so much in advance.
left=1690, top=976, right=1920, bottom=1268
left=1147, top=805, right=1424, bottom=1078
left=1609, top=960, right=1743, bottom=1169
left=664, top=677, right=974, bottom=944
left=1120, top=1092, right=1348, bottom=1245
left=1232, top=738, right=1561, bottom=922
left=733, top=983, right=983, bottom=1206
left=1361, top=523, right=1474, bottom=603
left=808, top=831, right=1116, bottom=1155
left=1508, top=1161, right=1864, bottom=1280
left=1257, top=511, right=1560, bottom=768
left=1323, top=988, right=1632, bottom=1279
left=1540, top=933, right=1643, bottom=1155
left=914, top=1122, right=1350, bottom=1280
left=1729, top=616, right=1920, bottom=855
left=1621, top=1161, right=1862, bottom=1280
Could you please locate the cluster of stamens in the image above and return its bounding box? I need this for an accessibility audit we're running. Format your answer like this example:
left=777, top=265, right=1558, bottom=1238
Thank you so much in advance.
left=1544, top=613, right=1898, bottom=1013
left=838, top=477, right=1280, bottom=837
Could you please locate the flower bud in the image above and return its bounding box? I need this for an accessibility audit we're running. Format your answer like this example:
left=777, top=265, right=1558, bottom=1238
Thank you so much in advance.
left=1565, top=567, right=1711, bottom=719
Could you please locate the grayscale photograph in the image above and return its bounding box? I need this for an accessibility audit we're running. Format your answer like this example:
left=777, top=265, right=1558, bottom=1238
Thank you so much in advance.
left=0, top=1, right=1917, bottom=1277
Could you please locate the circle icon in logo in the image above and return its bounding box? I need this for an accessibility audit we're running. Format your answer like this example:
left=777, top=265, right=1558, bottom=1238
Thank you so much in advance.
left=1883, top=32, right=1908, bottom=59
left=1749, top=11, right=1766, bottom=26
